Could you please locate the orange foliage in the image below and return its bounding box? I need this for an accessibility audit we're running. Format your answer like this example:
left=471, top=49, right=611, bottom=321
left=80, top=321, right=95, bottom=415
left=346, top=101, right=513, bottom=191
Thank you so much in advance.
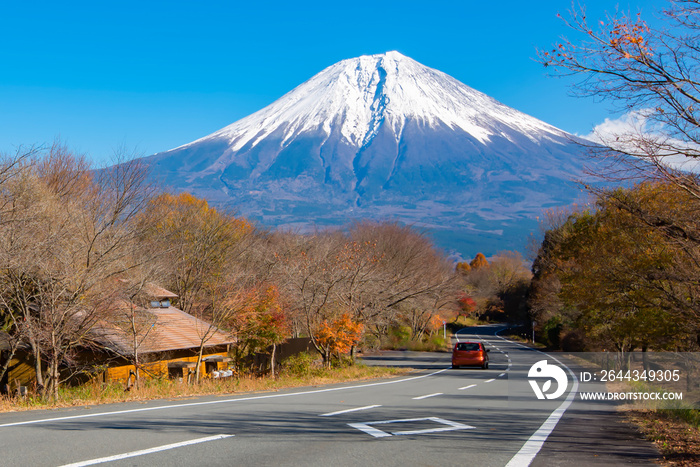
left=542, top=11, right=652, bottom=66
left=427, top=314, right=445, bottom=333
left=315, top=314, right=364, bottom=355
left=147, top=192, right=253, bottom=240
left=470, top=253, right=489, bottom=269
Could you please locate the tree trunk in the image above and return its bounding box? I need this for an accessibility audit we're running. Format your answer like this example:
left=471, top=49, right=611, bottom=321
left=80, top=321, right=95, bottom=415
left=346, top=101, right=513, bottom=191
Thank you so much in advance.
left=132, top=309, right=140, bottom=389
left=28, top=332, right=45, bottom=392
left=641, top=346, right=649, bottom=372
left=134, top=355, right=140, bottom=390
left=48, top=352, right=59, bottom=400
left=194, top=343, right=205, bottom=383
left=270, top=343, right=276, bottom=378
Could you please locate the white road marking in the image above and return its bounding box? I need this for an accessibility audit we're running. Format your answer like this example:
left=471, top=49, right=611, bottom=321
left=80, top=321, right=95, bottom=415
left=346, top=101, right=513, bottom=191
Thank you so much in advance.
left=494, top=327, right=580, bottom=467
left=506, top=370, right=579, bottom=467
left=459, top=384, right=477, bottom=390
left=412, top=393, right=442, bottom=400
left=349, top=417, right=475, bottom=438
left=349, top=422, right=391, bottom=438
left=320, top=405, right=381, bottom=417
left=498, top=373, right=506, bottom=377
left=484, top=378, right=495, bottom=383
left=0, top=369, right=449, bottom=428
left=58, top=434, right=234, bottom=467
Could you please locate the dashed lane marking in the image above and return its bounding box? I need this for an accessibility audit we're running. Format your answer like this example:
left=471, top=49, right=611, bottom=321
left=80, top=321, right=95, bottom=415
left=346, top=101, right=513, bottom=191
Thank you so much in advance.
left=320, top=405, right=382, bottom=417
left=59, top=434, right=234, bottom=467
left=412, top=393, right=443, bottom=400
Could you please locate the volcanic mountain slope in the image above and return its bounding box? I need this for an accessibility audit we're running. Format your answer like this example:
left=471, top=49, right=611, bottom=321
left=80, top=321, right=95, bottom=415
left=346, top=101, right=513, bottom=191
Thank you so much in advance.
left=144, top=51, right=593, bottom=255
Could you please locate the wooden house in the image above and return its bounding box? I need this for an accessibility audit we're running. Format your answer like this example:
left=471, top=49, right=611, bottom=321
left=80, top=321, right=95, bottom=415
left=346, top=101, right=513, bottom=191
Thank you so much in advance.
left=1, top=284, right=236, bottom=392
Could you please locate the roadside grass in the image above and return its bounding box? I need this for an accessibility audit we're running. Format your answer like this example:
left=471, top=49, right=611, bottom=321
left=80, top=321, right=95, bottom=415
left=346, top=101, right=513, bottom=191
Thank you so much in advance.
left=0, top=363, right=408, bottom=413
left=371, top=325, right=452, bottom=352
left=451, top=316, right=483, bottom=327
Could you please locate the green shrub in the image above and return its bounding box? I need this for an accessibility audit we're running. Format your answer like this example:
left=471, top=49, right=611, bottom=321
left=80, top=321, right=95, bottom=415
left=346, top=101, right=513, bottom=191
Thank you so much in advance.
left=281, top=352, right=316, bottom=377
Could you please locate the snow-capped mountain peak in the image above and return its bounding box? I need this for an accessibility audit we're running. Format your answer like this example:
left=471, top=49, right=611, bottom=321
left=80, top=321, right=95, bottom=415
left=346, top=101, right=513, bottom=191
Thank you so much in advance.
left=146, top=51, right=592, bottom=255
left=180, top=51, right=567, bottom=155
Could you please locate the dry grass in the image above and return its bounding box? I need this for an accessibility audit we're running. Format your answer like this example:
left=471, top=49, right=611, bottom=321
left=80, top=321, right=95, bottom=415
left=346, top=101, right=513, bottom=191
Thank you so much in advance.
left=0, top=364, right=409, bottom=413
left=606, top=374, right=700, bottom=466
left=627, top=409, right=700, bottom=466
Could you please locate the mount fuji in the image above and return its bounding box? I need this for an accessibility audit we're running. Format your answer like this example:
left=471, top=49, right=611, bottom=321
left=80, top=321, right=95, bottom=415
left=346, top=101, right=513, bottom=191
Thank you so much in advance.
left=144, top=51, right=594, bottom=256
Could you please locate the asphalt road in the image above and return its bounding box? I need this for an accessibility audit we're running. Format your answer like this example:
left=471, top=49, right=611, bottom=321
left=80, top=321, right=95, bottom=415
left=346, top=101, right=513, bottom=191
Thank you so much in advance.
left=0, top=325, right=660, bottom=466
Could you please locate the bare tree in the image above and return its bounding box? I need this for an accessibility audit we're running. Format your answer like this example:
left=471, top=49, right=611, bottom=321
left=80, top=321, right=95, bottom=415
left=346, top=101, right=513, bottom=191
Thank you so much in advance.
left=539, top=1, right=700, bottom=192
left=273, top=222, right=457, bottom=362
left=0, top=143, right=156, bottom=398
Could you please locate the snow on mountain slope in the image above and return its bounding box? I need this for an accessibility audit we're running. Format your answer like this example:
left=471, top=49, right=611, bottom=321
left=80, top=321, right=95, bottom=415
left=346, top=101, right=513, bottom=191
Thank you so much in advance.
left=145, top=51, right=595, bottom=256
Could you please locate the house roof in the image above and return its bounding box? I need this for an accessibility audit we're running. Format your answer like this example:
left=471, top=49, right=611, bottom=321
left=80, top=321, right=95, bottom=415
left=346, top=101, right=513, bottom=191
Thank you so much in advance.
left=92, top=306, right=235, bottom=356
left=115, top=279, right=179, bottom=301
left=142, top=283, right=178, bottom=300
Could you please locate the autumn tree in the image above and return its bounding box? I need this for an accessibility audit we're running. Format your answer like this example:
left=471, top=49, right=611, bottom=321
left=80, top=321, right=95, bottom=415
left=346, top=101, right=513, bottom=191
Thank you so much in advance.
left=227, top=285, right=288, bottom=375
left=458, top=251, right=531, bottom=322
left=530, top=182, right=697, bottom=352
left=538, top=2, right=700, bottom=351
left=273, top=222, right=456, bottom=359
left=273, top=231, right=349, bottom=364
left=540, top=2, right=700, bottom=260
left=140, top=192, right=255, bottom=382
left=315, top=314, right=363, bottom=367
left=469, top=253, right=489, bottom=270
left=345, top=222, right=457, bottom=341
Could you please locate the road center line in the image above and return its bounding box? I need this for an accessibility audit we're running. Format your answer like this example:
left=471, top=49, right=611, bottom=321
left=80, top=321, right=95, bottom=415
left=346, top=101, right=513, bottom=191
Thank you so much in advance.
left=412, top=393, right=442, bottom=400
left=484, top=378, right=495, bottom=383
left=458, top=384, right=477, bottom=390
left=0, top=369, right=448, bottom=428
left=320, top=405, right=381, bottom=417
left=58, top=434, right=234, bottom=467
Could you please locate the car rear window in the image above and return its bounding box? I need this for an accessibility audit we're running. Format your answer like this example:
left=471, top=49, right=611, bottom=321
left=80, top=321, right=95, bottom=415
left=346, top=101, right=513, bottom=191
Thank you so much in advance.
left=456, top=343, right=481, bottom=351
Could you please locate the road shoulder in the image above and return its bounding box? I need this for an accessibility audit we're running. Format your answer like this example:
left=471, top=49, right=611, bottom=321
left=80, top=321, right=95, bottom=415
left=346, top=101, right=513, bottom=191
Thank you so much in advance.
left=530, top=404, right=661, bottom=466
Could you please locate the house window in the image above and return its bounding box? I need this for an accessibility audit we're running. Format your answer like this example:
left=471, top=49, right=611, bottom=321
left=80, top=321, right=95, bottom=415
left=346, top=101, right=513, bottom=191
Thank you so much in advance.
left=150, top=300, right=171, bottom=308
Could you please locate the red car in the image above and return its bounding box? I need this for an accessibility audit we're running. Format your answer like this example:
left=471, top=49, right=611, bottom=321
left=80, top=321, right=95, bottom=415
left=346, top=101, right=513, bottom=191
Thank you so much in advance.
left=452, top=342, right=489, bottom=369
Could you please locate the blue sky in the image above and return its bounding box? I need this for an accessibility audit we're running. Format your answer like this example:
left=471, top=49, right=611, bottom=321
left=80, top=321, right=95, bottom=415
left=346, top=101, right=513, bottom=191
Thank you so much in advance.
left=0, top=0, right=666, bottom=166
